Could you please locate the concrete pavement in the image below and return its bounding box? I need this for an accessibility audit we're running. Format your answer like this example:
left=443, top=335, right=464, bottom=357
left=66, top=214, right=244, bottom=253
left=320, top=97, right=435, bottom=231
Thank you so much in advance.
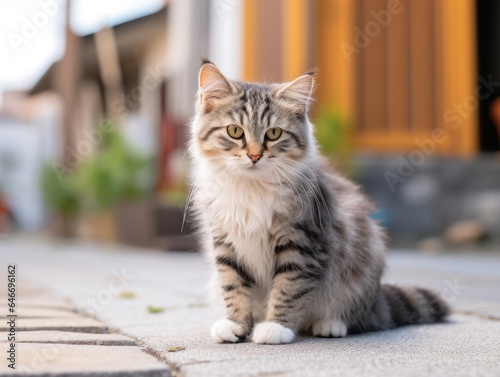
left=0, top=235, right=499, bottom=376
left=0, top=278, right=170, bottom=376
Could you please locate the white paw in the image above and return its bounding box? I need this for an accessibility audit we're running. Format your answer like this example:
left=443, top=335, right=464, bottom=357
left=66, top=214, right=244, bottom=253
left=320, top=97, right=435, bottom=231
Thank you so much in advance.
left=251, top=321, right=295, bottom=344
left=211, top=319, right=246, bottom=343
left=312, top=319, right=348, bottom=338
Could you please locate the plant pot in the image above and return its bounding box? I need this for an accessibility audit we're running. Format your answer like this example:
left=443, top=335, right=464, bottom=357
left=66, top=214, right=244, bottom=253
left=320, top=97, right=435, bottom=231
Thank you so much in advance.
left=156, top=205, right=197, bottom=251
left=77, top=211, right=117, bottom=242
left=114, top=199, right=155, bottom=247
left=48, top=213, right=78, bottom=238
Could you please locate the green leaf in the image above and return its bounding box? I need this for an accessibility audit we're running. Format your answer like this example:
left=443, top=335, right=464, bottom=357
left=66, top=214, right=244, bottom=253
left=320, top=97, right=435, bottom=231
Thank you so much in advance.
left=120, top=291, right=136, bottom=299
left=147, top=305, right=166, bottom=314
left=167, top=346, right=185, bottom=352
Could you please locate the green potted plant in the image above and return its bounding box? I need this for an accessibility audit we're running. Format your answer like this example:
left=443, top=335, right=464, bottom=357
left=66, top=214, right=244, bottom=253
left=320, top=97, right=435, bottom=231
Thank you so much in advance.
left=41, top=165, right=81, bottom=237
left=41, top=129, right=153, bottom=242
left=77, top=129, right=153, bottom=243
left=313, top=106, right=354, bottom=175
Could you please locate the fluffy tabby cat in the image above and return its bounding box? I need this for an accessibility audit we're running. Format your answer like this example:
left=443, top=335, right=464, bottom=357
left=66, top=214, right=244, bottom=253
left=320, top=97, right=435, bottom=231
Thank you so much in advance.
left=189, top=60, right=449, bottom=345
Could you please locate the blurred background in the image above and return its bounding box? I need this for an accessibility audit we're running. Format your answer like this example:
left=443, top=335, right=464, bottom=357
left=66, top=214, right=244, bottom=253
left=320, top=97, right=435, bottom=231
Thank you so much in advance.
left=0, top=0, right=499, bottom=252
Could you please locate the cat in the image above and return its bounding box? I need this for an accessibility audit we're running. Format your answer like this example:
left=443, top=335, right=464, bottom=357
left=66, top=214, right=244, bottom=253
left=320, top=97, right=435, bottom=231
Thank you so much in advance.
left=189, top=60, right=449, bottom=345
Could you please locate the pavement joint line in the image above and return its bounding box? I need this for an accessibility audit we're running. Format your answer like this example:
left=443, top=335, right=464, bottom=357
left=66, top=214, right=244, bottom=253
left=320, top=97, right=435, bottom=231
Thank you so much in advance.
left=78, top=308, right=181, bottom=375
left=141, top=343, right=183, bottom=377
left=139, top=339, right=246, bottom=377
left=453, top=310, right=500, bottom=321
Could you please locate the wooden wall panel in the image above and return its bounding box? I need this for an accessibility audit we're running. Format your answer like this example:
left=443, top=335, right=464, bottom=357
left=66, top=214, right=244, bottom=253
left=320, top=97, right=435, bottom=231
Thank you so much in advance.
left=386, top=0, right=410, bottom=134
left=360, top=0, right=387, bottom=133
left=243, top=0, right=284, bottom=83
left=435, top=0, right=477, bottom=157
left=283, top=0, right=308, bottom=81
left=314, top=0, right=357, bottom=117
left=432, top=0, right=446, bottom=154
left=242, top=0, right=258, bottom=82
left=409, top=0, right=434, bottom=135
left=256, top=0, right=283, bottom=82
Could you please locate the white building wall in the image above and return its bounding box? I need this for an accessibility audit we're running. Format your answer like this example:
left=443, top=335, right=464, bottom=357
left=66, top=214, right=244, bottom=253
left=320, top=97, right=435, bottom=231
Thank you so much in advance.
left=0, top=120, right=47, bottom=229
left=208, top=0, right=243, bottom=81
left=165, top=0, right=210, bottom=122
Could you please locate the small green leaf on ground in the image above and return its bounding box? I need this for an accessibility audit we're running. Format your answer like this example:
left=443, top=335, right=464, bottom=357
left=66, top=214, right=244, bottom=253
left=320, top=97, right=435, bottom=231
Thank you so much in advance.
left=168, top=346, right=186, bottom=352
left=147, top=305, right=166, bottom=314
left=120, top=291, right=136, bottom=299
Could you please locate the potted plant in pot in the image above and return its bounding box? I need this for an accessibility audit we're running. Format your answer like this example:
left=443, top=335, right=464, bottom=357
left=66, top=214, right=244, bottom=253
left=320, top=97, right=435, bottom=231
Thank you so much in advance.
left=154, top=145, right=199, bottom=251
left=313, top=106, right=354, bottom=175
left=41, top=165, right=81, bottom=238
left=156, top=186, right=198, bottom=251
left=77, top=129, right=153, bottom=243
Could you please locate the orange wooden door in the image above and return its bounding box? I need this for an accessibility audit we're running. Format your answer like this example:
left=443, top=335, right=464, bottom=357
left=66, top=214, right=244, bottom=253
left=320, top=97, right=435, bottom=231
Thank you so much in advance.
left=314, top=0, right=478, bottom=157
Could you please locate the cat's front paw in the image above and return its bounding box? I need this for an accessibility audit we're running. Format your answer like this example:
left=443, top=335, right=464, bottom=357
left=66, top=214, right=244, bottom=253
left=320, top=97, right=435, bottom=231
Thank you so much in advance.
left=211, top=319, right=248, bottom=343
left=251, top=321, right=295, bottom=344
left=312, top=319, right=348, bottom=338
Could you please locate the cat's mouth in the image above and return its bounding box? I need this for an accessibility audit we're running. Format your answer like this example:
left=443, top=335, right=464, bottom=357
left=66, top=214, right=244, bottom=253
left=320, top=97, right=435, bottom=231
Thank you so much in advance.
left=243, top=161, right=267, bottom=174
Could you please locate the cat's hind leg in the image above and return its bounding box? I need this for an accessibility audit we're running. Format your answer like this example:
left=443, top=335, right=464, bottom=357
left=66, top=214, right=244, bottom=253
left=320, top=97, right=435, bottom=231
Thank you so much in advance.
left=311, top=318, right=348, bottom=338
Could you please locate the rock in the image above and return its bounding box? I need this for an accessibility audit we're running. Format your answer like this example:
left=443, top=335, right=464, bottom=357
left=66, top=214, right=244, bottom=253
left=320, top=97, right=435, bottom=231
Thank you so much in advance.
left=465, top=192, right=500, bottom=237
left=418, top=237, right=443, bottom=254
left=445, top=220, right=487, bottom=246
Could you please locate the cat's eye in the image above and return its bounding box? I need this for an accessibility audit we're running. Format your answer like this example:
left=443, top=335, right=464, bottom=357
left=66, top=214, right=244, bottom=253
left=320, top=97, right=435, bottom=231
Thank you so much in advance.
left=227, top=125, right=244, bottom=139
left=265, top=127, right=282, bottom=141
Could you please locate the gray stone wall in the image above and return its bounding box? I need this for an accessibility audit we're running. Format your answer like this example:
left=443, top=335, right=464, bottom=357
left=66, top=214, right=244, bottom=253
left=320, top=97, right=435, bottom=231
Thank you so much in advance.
left=354, top=154, right=500, bottom=243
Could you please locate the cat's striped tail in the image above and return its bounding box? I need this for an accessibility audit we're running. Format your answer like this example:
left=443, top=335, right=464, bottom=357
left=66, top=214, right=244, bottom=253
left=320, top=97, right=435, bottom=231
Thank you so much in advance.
left=355, top=284, right=450, bottom=333
left=378, top=284, right=450, bottom=329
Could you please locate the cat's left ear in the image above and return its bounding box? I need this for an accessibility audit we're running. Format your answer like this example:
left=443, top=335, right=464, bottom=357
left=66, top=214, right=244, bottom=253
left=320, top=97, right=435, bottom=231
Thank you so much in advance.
left=276, top=71, right=316, bottom=113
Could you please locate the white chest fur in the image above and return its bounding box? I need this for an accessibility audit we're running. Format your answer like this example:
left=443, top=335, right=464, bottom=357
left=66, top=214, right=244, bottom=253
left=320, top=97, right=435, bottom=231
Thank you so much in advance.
left=200, top=175, right=279, bottom=286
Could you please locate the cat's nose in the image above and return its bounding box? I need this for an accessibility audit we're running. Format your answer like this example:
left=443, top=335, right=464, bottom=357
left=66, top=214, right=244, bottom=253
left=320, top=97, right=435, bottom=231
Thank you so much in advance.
left=247, top=153, right=263, bottom=164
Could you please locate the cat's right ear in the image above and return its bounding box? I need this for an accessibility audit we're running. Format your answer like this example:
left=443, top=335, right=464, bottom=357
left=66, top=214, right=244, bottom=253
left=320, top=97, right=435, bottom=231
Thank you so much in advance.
left=198, top=61, right=234, bottom=112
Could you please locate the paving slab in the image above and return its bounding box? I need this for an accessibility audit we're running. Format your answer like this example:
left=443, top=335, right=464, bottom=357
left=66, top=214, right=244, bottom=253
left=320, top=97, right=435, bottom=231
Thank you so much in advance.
left=4, top=297, right=74, bottom=310
left=0, top=343, right=171, bottom=376
left=0, top=318, right=108, bottom=333
left=0, top=330, right=137, bottom=346
left=0, top=306, right=80, bottom=319
left=0, top=287, right=50, bottom=299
